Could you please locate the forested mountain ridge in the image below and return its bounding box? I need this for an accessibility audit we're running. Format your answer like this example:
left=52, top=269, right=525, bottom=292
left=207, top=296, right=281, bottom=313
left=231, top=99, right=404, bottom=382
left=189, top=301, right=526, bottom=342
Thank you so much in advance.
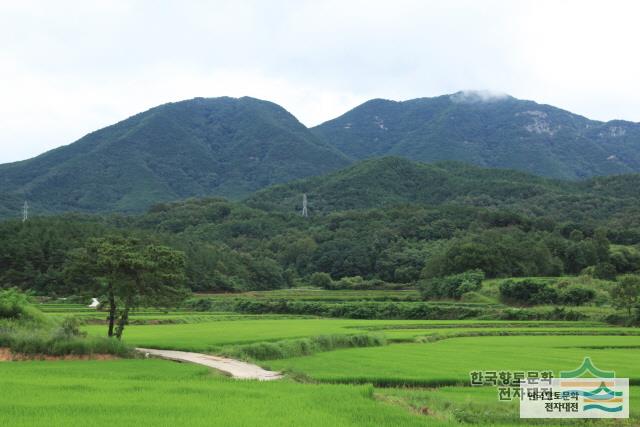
left=246, top=157, right=569, bottom=212
left=311, top=91, right=640, bottom=179
left=246, top=157, right=640, bottom=241
left=0, top=97, right=349, bottom=215
left=2, top=92, right=640, bottom=218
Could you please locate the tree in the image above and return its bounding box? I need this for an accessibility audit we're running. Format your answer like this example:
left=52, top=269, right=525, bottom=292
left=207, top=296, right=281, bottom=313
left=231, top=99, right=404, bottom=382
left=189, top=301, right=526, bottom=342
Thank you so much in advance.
left=112, top=244, right=188, bottom=339
left=246, top=258, right=285, bottom=290
left=309, top=272, right=333, bottom=289
left=65, top=237, right=188, bottom=339
left=593, top=228, right=611, bottom=262
left=569, top=229, right=584, bottom=242
left=610, top=275, right=640, bottom=319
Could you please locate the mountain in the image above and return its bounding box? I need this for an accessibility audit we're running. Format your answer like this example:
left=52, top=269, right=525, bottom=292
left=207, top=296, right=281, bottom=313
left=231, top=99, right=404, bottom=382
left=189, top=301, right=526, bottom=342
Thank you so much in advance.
left=4, top=91, right=640, bottom=218
left=245, top=156, right=640, bottom=225
left=311, top=91, right=640, bottom=179
left=0, top=97, right=349, bottom=215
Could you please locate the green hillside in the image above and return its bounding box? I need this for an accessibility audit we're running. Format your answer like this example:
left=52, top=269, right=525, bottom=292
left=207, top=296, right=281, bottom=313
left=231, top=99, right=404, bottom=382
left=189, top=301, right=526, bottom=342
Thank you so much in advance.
left=246, top=157, right=566, bottom=212
left=0, top=97, right=349, bottom=215
left=246, top=157, right=638, bottom=224
left=312, top=92, right=640, bottom=179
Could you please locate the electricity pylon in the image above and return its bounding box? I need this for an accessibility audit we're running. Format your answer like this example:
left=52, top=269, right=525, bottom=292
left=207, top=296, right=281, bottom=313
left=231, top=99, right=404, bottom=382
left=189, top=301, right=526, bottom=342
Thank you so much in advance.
left=301, top=194, right=308, bottom=217
left=22, top=200, right=29, bottom=222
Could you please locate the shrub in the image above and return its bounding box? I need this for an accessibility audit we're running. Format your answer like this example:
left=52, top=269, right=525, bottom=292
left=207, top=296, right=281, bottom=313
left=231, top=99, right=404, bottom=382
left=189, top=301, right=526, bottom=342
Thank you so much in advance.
left=419, top=270, right=485, bottom=300
left=184, top=298, right=215, bottom=311
left=557, top=285, right=596, bottom=306
left=498, top=307, right=586, bottom=321
left=335, top=276, right=365, bottom=289
left=0, top=288, right=46, bottom=323
left=499, top=279, right=558, bottom=306
left=227, top=299, right=483, bottom=320
left=0, top=289, right=131, bottom=357
left=222, top=334, right=386, bottom=360
left=1, top=322, right=131, bottom=356
left=317, top=276, right=391, bottom=291
left=55, top=317, right=88, bottom=339
left=460, top=291, right=494, bottom=304
left=593, top=262, right=617, bottom=280
left=610, top=274, right=640, bottom=320
left=0, top=289, right=32, bottom=319
left=603, top=312, right=631, bottom=326
left=610, top=247, right=640, bottom=274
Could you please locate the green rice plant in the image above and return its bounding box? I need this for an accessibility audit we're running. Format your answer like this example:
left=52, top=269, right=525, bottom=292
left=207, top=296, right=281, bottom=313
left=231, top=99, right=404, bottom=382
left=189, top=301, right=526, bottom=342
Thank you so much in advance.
left=0, top=359, right=435, bottom=427
left=377, top=385, right=640, bottom=425
left=413, top=328, right=640, bottom=343
left=84, top=318, right=570, bottom=351
left=267, top=335, right=640, bottom=386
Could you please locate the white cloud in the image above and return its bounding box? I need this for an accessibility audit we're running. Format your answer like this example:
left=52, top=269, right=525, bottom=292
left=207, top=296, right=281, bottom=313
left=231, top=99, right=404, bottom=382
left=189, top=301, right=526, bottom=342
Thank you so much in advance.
left=0, top=0, right=639, bottom=163
left=449, top=90, right=510, bottom=103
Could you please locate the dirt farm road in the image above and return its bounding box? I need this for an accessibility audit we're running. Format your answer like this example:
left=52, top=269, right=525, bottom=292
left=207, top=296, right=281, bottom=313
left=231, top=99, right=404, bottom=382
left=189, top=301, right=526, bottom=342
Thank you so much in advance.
left=136, top=348, right=283, bottom=381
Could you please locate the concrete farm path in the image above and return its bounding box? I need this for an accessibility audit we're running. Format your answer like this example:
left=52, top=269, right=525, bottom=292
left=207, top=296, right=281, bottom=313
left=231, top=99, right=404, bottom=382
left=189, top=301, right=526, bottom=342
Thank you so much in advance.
left=136, top=348, right=283, bottom=381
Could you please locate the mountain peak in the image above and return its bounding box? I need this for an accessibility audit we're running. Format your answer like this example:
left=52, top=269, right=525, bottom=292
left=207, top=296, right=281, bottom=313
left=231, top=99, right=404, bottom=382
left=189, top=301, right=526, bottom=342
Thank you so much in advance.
left=312, top=94, right=640, bottom=179
left=0, top=97, right=349, bottom=215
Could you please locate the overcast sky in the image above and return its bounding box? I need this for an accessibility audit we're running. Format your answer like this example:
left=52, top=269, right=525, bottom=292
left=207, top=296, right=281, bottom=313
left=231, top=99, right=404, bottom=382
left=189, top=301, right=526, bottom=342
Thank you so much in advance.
left=1, top=0, right=639, bottom=163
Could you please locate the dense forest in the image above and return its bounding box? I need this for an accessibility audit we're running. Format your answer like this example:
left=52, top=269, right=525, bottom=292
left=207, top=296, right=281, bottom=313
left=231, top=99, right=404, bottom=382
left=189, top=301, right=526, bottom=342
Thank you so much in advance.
left=2, top=158, right=640, bottom=297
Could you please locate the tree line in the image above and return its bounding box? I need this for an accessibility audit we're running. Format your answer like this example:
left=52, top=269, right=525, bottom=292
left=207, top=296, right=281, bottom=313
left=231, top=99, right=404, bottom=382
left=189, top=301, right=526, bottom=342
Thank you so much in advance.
left=1, top=197, right=639, bottom=298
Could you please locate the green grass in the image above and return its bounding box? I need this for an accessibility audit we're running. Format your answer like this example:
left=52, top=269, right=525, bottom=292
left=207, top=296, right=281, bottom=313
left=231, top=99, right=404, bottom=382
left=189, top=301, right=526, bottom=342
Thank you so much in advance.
left=266, top=335, right=640, bottom=386
left=0, top=359, right=435, bottom=427
left=377, top=385, right=640, bottom=426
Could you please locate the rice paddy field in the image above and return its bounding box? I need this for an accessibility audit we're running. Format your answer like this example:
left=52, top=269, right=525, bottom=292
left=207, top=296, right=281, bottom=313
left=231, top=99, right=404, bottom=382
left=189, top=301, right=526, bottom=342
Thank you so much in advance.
left=0, top=359, right=432, bottom=427
left=2, top=292, right=638, bottom=426
left=266, top=335, right=640, bottom=386
left=84, top=318, right=625, bottom=350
